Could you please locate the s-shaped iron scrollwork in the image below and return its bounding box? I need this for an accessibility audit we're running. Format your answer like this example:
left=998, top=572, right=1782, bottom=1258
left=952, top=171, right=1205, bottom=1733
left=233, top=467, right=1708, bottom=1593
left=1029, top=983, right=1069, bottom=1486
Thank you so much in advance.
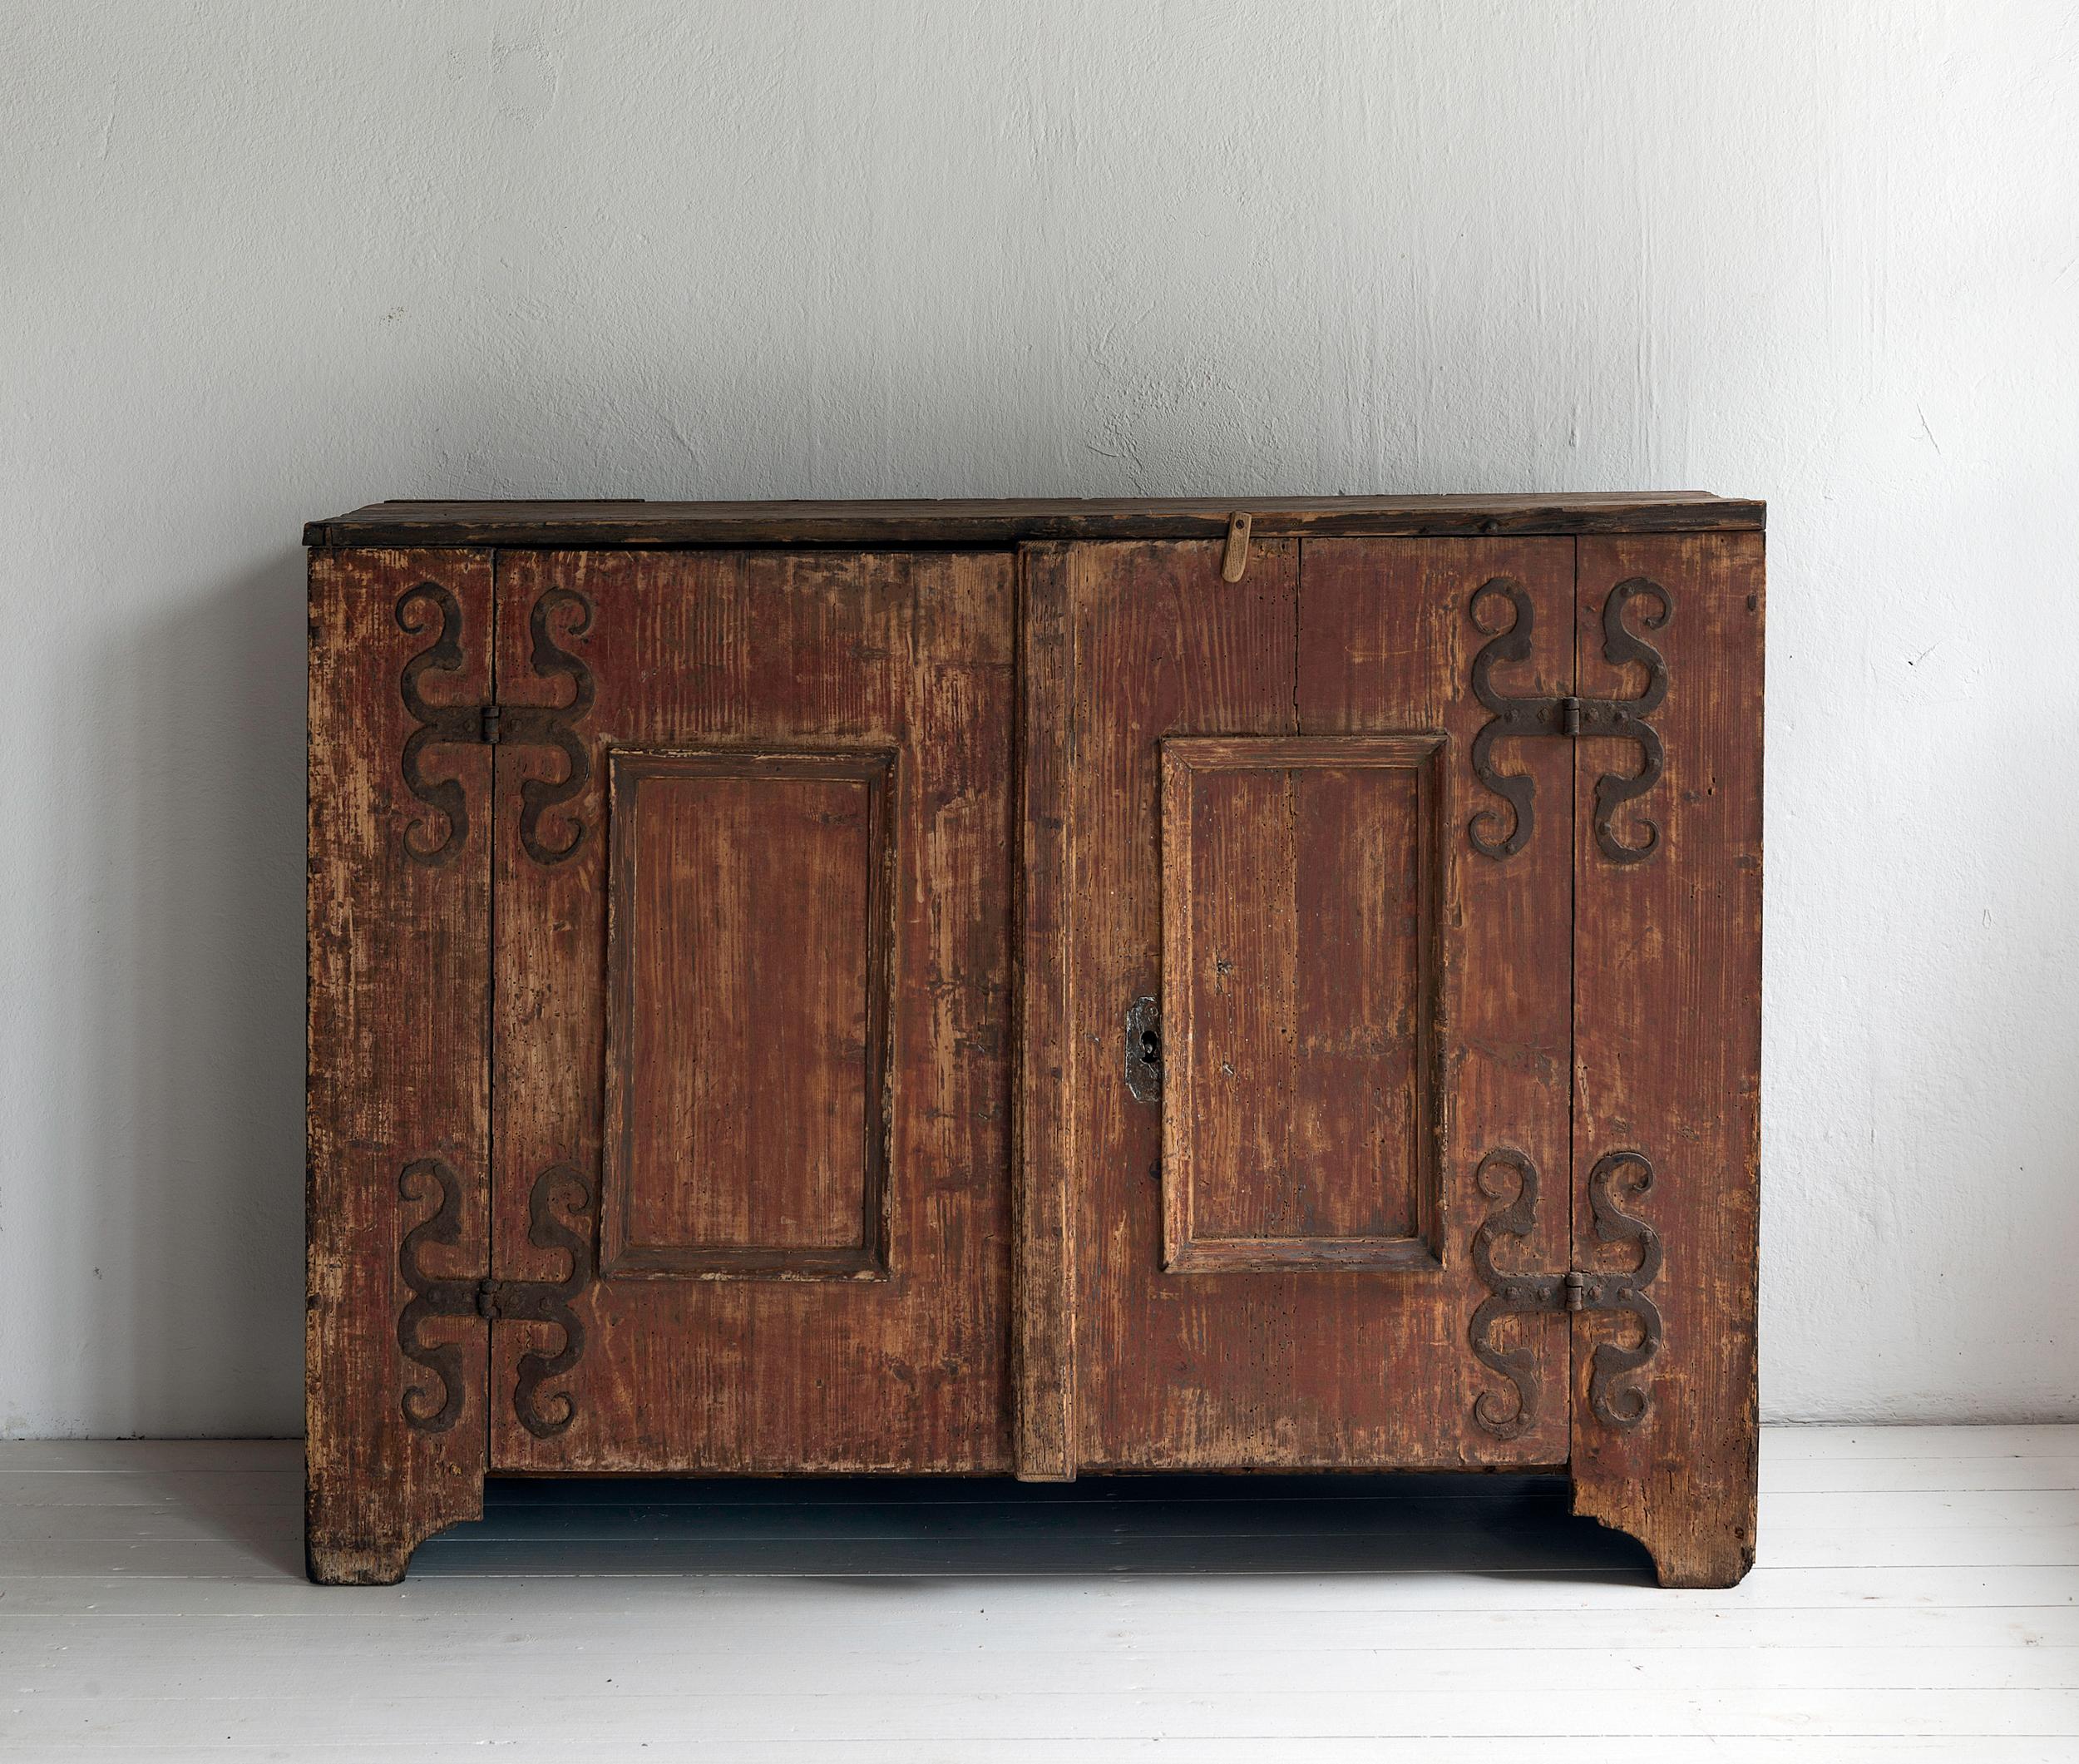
left=393, top=581, right=595, bottom=867
left=1467, top=1149, right=1558, bottom=1440
left=1467, top=1146, right=1665, bottom=1439
left=396, top=583, right=480, bottom=865
left=396, top=1157, right=472, bottom=1431
left=396, top=1158, right=595, bottom=1438
left=1578, top=1149, right=1665, bottom=1430
left=503, top=1163, right=595, bottom=1439
left=508, top=586, right=595, bottom=867
left=1587, top=580, right=1672, bottom=864
left=1466, top=575, right=1672, bottom=864
left=1467, top=582, right=1545, bottom=863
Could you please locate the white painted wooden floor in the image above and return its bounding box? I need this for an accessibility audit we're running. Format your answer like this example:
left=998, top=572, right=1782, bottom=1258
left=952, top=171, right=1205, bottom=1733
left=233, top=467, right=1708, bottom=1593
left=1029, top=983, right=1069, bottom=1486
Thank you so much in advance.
left=1, top=1427, right=2075, bottom=1762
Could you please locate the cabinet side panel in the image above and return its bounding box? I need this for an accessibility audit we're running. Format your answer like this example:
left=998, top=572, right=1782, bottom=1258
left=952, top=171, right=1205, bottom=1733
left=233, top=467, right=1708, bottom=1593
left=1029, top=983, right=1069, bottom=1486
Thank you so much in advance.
left=1569, top=532, right=1763, bottom=1587
left=306, top=547, right=492, bottom=1583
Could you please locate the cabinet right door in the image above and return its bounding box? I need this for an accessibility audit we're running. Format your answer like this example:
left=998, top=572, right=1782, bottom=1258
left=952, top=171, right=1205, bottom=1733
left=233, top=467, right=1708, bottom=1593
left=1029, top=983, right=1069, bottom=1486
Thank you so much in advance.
left=1022, top=536, right=1582, bottom=1472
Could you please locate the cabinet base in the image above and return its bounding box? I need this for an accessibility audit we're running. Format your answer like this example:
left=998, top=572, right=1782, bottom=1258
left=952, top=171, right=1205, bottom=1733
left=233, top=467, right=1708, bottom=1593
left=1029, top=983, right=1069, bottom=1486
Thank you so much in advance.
left=305, top=1467, right=484, bottom=1586
left=1570, top=1465, right=1758, bottom=1589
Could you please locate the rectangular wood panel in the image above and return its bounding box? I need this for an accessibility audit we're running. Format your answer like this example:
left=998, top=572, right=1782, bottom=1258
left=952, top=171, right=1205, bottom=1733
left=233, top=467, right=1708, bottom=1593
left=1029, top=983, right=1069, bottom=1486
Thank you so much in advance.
left=491, top=548, right=1015, bottom=1475
left=306, top=548, right=492, bottom=1583
left=1568, top=532, right=1764, bottom=1586
left=600, top=748, right=896, bottom=1279
left=1160, top=734, right=1444, bottom=1272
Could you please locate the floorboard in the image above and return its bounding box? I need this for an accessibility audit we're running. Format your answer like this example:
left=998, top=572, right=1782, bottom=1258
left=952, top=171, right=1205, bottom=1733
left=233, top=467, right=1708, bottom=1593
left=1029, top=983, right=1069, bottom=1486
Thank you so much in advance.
left=0, top=1427, right=2072, bottom=1760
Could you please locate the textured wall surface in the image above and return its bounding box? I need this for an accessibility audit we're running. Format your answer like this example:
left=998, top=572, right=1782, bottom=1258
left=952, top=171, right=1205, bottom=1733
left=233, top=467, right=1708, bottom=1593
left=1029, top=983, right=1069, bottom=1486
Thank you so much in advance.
left=2, top=2, right=2074, bottom=1435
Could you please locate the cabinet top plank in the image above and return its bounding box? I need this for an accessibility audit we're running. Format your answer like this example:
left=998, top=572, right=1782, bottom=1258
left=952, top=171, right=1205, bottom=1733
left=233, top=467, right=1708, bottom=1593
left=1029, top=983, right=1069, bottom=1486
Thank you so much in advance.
left=304, top=493, right=1763, bottom=549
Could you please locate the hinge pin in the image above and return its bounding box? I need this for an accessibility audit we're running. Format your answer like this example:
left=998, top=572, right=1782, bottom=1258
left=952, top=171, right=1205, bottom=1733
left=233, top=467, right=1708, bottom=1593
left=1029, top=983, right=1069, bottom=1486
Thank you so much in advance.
left=1563, top=1269, right=1588, bottom=1312
left=480, top=704, right=502, bottom=744
left=475, top=1277, right=501, bottom=1320
left=1560, top=696, right=1584, bottom=737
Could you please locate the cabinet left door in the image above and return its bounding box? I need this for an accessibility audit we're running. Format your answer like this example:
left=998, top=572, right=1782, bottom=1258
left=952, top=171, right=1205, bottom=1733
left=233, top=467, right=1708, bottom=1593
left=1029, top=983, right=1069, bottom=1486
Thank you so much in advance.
left=307, top=548, right=496, bottom=1584
left=487, top=549, right=1017, bottom=1473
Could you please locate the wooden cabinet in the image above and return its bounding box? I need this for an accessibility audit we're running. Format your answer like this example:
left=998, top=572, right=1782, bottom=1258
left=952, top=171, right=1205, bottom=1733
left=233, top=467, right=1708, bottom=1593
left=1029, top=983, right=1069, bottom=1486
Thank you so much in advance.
left=306, top=497, right=1762, bottom=1589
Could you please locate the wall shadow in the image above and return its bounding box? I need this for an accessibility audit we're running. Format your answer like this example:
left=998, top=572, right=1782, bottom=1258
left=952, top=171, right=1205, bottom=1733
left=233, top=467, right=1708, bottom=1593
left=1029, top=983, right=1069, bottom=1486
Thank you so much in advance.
left=86, top=550, right=308, bottom=1441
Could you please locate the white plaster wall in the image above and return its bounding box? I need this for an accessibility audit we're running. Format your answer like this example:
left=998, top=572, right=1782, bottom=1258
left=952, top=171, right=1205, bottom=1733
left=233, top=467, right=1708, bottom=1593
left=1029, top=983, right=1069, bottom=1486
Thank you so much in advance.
left=2, top=1, right=2074, bottom=1436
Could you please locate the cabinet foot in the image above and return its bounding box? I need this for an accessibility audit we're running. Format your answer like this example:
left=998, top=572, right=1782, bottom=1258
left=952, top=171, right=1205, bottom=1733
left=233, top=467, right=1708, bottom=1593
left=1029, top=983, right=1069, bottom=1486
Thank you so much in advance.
left=304, top=1463, right=483, bottom=1586
left=1570, top=1459, right=1757, bottom=1589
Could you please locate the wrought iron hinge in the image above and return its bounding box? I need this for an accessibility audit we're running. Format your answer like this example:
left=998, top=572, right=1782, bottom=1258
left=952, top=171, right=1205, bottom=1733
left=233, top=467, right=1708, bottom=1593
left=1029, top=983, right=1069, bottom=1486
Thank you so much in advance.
left=395, top=581, right=596, bottom=867
left=1467, top=576, right=1672, bottom=863
left=397, top=1159, right=596, bottom=1439
left=1467, top=1148, right=1664, bottom=1440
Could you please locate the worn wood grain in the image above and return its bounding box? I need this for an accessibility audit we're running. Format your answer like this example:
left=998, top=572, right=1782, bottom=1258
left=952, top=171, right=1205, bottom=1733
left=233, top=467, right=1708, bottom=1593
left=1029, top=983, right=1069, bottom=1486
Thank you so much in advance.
left=490, top=549, right=1016, bottom=1475
left=1159, top=734, right=1442, bottom=1272
left=1296, top=537, right=1578, bottom=1467
left=1012, top=545, right=1078, bottom=1479
left=1052, top=536, right=1573, bottom=1469
left=599, top=748, right=896, bottom=1278
left=305, top=547, right=492, bottom=1584
left=304, top=493, right=1765, bottom=550
left=1061, top=538, right=1295, bottom=1466
left=1568, top=532, right=1764, bottom=1588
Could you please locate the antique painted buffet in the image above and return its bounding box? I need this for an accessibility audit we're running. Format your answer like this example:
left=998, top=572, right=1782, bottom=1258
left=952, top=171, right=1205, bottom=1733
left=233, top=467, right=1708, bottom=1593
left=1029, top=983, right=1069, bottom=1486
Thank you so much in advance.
left=304, top=495, right=1762, bottom=1587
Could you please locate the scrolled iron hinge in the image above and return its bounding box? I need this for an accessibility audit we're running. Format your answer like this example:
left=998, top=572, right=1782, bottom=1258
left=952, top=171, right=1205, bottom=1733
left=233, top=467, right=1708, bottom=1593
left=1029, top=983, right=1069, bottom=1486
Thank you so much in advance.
left=395, top=581, right=595, bottom=867
left=1467, top=1147, right=1664, bottom=1440
left=397, top=1159, right=595, bottom=1439
left=1467, top=575, right=1672, bottom=863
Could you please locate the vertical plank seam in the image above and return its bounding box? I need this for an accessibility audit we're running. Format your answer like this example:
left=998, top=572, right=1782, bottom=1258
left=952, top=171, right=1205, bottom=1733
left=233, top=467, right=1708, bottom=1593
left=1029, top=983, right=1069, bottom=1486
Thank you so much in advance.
left=1567, top=532, right=1583, bottom=1465
left=1014, top=542, right=1076, bottom=1477
left=1291, top=539, right=1302, bottom=739
left=1280, top=754, right=1298, bottom=1236
left=485, top=546, right=502, bottom=1469
left=303, top=549, right=323, bottom=1528
left=1061, top=546, right=1080, bottom=1473
left=1060, top=546, right=1080, bottom=1473
left=1011, top=543, right=1031, bottom=1465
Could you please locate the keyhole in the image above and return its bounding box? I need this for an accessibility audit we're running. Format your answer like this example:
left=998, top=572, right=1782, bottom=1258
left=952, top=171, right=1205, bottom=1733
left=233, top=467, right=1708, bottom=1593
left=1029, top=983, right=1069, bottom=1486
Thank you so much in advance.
left=1123, top=996, right=1163, bottom=1104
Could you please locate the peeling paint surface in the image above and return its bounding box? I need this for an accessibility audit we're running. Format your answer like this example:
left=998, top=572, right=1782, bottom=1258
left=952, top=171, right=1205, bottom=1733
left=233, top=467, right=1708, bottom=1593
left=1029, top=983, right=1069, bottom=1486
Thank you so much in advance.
left=0, top=2, right=2075, bottom=1433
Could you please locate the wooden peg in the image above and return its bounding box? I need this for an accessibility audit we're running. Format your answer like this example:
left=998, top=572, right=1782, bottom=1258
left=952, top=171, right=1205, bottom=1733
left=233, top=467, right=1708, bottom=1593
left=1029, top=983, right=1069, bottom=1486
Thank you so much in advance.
left=1221, top=511, right=1252, bottom=582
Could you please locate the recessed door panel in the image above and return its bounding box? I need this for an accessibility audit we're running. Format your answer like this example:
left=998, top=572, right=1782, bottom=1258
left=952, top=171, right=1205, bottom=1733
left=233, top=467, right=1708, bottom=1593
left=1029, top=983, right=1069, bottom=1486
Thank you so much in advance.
left=600, top=747, right=896, bottom=1280
left=1160, top=734, right=1444, bottom=1272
